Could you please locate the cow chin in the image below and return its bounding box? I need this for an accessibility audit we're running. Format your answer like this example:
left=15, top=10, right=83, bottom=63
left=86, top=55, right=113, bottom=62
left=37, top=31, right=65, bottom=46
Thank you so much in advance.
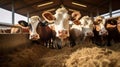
left=58, top=35, right=68, bottom=40
left=29, top=34, right=40, bottom=40
left=56, top=33, right=69, bottom=40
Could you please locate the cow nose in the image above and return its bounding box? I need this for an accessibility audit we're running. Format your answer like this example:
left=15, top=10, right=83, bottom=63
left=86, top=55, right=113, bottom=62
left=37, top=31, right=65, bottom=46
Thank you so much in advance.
left=58, top=30, right=67, bottom=35
left=30, top=34, right=40, bottom=40
left=101, top=31, right=108, bottom=36
left=58, top=30, right=68, bottom=37
left=87, top=32, right=94, bottom=36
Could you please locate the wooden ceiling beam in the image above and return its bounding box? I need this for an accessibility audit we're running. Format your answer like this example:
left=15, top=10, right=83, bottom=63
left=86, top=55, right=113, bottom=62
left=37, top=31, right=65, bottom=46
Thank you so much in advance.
left=0, top=2, right=11, bottom=7
left=98, top=0, right=109, bottom=7
left=64, top=4, right=91, bottom=13
left=29, top=4, right=60, bottom=14
left=15, top=0, right=50, bottom=11
left=0, top=0, right=19, bottom=7
left=73, top=0, right=108, bottom=10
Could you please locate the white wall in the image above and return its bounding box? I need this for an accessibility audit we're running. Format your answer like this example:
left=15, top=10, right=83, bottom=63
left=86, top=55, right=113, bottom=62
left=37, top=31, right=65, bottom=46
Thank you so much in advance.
left=0, top=8, right=27, bottom=24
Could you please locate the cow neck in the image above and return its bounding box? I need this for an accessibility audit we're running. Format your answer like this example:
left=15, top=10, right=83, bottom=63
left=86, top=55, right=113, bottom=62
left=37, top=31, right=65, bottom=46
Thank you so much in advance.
left=38, top=21, right=48, bottom=27
left=117, top=24, right=120, bottom=32
left=95, top=24, right=101, bottom=31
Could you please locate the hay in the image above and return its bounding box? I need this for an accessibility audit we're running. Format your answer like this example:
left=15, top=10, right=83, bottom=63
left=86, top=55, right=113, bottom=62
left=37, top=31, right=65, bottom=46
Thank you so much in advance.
left=65, top=47, right=120, bottom=67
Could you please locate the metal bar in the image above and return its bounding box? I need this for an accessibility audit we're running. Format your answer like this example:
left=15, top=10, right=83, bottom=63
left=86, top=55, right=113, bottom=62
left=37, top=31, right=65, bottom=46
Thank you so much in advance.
left=109, top=0, right=112, bottom=17
left=96, top=8, right=99, bottom=16
left=12, top=0, right=15, bottom=24
left=0, top=23, right=22, bottom=28
left=0, top=23, right=22, bottom=33
left=90, top=12, right=93, bottom=18
left=27, top=12, right=29, bottom=22
left=15, top=0, right=49, bottom=11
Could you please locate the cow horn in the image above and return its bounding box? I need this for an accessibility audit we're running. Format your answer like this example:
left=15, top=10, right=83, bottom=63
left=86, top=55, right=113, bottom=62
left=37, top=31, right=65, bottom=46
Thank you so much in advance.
left=42, top=11, right=55, bottom=23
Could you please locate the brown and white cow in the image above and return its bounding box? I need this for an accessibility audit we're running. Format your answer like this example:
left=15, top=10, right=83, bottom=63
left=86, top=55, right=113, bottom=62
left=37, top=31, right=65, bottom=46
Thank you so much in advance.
left=11, top=20, right=29, bottom=34
left=42, top=7, right=71, bottom=48
left=70, top=11, right=83, bottom=45
left=70, top=14, right=94, bottom=45
left=105, top=18, right=120, bottom=46
left=92, top=16, right=108, bottom=46
left=80, top=16, right=94, bottom=40
left=28, top=16, right=53, bottom=48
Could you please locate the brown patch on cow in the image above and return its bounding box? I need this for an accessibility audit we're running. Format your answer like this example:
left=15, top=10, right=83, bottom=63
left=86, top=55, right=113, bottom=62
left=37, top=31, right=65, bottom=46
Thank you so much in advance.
left=106, top=24, right=117, bottom=28
left=95, top=25, right=101, bottom=31
left=73, top=20, right=81, bottom=25
left=71, top=11, right=81, bottom=21
left=117, top=25, right=120, bottom=32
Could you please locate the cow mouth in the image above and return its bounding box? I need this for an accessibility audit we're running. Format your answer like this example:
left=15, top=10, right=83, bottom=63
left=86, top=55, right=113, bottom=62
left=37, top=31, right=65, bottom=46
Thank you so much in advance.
left=57, top=34, right=68, bottom=40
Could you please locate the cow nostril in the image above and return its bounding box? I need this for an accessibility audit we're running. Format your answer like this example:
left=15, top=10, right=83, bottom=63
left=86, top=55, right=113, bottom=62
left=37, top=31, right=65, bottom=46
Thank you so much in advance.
left=87, top=32, right=89, bottom=35
left=34, top=35, right=37, bottom=38
left=58, top=31, right=61, bottom=34
left=65, top=31, right=67, bottom=34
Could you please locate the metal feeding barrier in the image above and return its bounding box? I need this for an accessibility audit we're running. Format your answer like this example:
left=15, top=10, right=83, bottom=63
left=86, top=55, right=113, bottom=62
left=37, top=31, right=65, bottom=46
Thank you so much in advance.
left=0, top=23, right=22, bottom=33
left=0, top=23, right=31, bottom=52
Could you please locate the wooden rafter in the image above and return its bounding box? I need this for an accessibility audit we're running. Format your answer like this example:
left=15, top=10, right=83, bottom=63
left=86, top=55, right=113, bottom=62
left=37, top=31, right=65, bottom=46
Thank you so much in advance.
left=15, top=0, right=50, bottom=11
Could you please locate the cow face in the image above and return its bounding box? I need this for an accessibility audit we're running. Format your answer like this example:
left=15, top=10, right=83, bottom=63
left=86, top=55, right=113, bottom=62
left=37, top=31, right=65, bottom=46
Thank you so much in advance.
left=80, top=16, right=94, bottom=37
left=29, top=16, right=41, bottom=40
left=117, top=17, right=120, bottom=24
left=42, top=7, right=70, bottom=40
left=94, top=16, right=108, bottom=36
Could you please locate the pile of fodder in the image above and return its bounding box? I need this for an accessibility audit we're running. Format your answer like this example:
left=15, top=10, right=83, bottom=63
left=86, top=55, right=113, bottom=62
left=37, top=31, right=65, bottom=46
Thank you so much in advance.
left=65, top=47, right=120, bottom=67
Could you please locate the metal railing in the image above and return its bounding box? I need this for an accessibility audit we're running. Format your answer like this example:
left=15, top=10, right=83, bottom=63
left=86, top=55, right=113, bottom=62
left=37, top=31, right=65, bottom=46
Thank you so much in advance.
left=0, top=23, right=22, bottom=34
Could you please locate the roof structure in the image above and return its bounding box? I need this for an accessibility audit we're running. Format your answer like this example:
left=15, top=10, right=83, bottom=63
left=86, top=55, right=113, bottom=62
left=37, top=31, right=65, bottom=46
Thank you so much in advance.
left=0, top=0, right=120, bottom=17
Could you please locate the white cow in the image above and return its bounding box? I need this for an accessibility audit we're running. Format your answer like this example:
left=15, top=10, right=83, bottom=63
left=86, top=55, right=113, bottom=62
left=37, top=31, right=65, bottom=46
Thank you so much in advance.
left=70, top=11, right=94, bottom=44
left=80, top=16, right=94, bottom=40
left=42, top=7, right=70, bottom=48
left=94, top=16, right=108, bottom=36
left=70, top=11, right=84, bottom=45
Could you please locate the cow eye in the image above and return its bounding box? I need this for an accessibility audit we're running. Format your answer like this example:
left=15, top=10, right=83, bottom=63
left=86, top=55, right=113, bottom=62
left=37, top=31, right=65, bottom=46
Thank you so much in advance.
left=28, top=24, right=32, bottom=31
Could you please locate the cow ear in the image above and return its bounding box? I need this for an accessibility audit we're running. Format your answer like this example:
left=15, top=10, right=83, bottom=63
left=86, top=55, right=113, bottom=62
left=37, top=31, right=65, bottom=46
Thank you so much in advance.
left=71, top=11, right=81, bottom=21
left=18, top=20, right=28, bottom=27
left=73, top=20, right=81, bottom=25
left=42, top=11, right=55, bottom=23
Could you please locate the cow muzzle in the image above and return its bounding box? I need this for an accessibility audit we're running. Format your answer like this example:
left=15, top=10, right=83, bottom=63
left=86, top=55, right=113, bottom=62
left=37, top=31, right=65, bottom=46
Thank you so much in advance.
left=57, top=30, right=68, bottom=39
left=86, top=32, right=94, bottom=37
left=99, top=30, right=108, bottom=36
left=29, top=34, right=40, bottom=40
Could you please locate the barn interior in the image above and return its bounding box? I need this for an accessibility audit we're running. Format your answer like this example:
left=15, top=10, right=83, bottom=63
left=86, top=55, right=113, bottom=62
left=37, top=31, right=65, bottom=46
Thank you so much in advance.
left=0, top=0, right=120, bottom=67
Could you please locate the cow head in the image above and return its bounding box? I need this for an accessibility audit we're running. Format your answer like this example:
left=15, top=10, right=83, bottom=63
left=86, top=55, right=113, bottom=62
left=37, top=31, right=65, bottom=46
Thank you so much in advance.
left=117, top=17, right=120, bottom=25
left=29, top=16, right=41, bottom=40
left=94, top=16, right=108, bottom=36
left=80, top=16, right=94, bottom=37
left=42, top=7, right=70, bottom=40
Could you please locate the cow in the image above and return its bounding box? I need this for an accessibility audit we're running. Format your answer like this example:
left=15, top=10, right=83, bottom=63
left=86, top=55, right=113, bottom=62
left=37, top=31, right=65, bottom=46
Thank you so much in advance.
left=42, top=7, right=71, bottom=48
left=0, top=29, right=5, bottom=33
left=70, top=21, right=84, bottom=45
left=92, top=16, right=108, bottom=46
left=70, top=11, right=83, bottom=45
left=28, top=16, right=53, bottom=48
left=70, top=12, right=94, bottom=45
left=117, top=17, right=120, bottom=34
left=11, top=20, right=29, bottom=34
left=80, top=16, right=94, bottom=41
left=105, top=18, right=120, bottom=46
